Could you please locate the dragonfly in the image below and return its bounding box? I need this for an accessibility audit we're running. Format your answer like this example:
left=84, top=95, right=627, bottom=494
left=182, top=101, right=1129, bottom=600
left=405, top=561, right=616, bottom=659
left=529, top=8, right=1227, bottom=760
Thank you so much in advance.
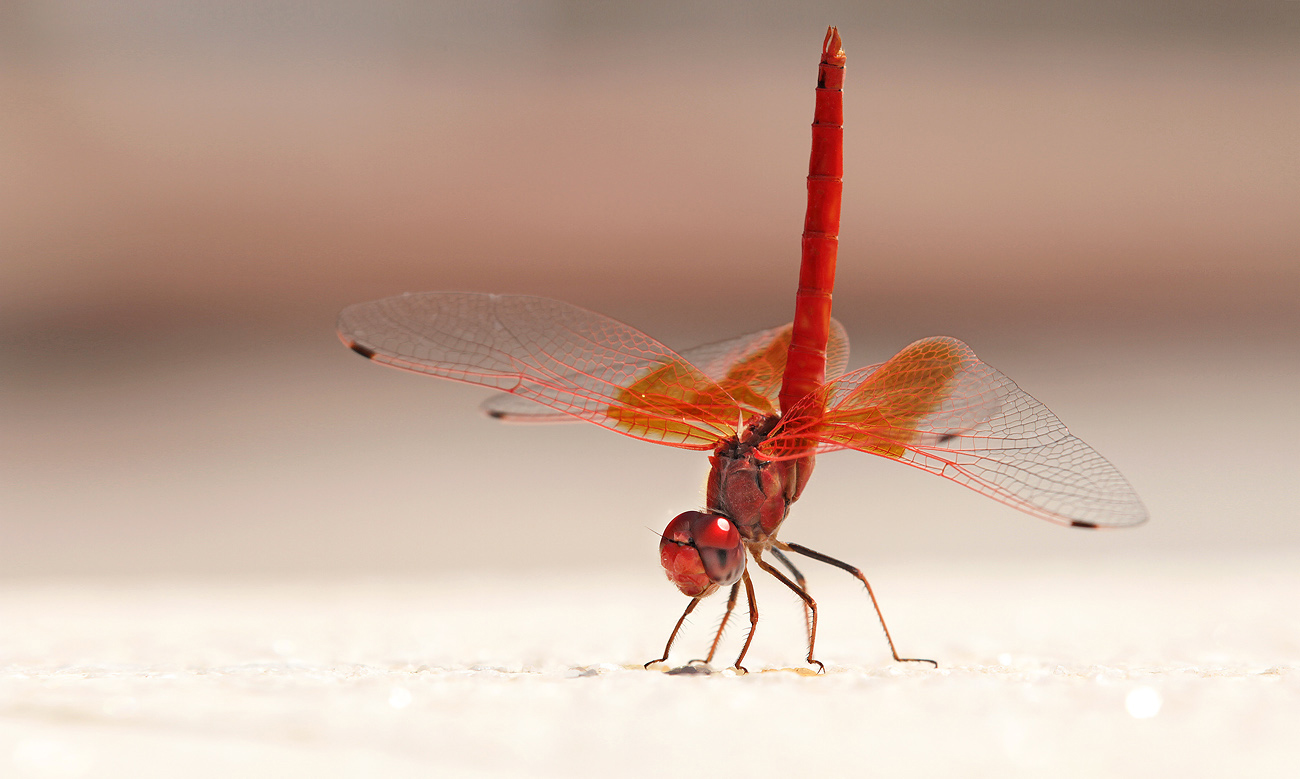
left=337, top=28, right=1147, bottom=673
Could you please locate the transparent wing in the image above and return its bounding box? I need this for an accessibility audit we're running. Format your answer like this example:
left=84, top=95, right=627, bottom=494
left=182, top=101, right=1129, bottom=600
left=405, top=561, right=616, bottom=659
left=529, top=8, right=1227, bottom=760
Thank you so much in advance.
left=481, top=318, right=849, bottom=423
left=338, top=292, right=754, bottom=449
left=764, top=337, right=1147, bottom=528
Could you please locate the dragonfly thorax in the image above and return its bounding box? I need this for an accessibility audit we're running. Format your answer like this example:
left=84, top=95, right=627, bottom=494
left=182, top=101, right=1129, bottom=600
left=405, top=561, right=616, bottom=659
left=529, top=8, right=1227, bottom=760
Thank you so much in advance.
left=706, top=416, right=814, bottom=543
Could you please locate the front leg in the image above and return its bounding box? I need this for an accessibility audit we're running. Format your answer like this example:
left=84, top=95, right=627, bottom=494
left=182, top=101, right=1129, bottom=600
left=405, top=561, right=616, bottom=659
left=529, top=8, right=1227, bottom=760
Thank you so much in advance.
left=645, top=596, right=701, bottom=668
left=730, top=570, right=760, bottom=674
left=704, top=581, right=741, bottom=665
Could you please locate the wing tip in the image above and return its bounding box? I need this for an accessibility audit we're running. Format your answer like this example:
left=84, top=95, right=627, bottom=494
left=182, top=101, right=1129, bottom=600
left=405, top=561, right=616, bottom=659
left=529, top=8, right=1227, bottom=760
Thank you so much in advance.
left=347, top=341, right=377, bottom=360
left=1067, top=508, right=1149, bottom=530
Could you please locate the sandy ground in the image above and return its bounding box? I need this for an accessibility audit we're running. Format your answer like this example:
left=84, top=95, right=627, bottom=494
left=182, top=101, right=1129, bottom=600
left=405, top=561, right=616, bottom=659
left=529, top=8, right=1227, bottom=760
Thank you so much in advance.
left=4, top=324, right=1298, bottom=776
left=2, top=557, right=1296, bottom=778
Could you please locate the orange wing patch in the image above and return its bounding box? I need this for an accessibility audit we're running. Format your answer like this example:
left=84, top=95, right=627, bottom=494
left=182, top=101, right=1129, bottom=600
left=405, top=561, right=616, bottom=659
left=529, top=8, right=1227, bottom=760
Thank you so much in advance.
left=712, top=326, right=790, bottom=417
left=609, top=359, right=742, bottom=446
left=606, top=324, right=842, bottom=449
left=821, top=338, right=963, bottom=458
left=763, top=337, right=965, bottom=461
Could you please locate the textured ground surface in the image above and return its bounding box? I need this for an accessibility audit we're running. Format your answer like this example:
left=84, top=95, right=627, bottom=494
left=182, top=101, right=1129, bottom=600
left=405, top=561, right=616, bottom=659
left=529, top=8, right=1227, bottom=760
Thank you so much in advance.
left=2, top=557, right=1296, bottom=778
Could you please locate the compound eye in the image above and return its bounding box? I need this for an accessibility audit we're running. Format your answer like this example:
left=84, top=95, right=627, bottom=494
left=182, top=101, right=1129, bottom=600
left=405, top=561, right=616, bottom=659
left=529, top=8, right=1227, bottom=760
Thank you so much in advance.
left=658, top=511, right=746, bottom=597
left=689, top=513, right=745, bottom=587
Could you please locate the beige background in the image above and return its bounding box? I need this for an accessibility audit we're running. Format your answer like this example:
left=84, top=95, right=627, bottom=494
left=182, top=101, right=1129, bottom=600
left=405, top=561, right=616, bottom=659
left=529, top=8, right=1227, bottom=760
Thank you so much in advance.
left=1, top=2, right=1297, bottom=776
left=3, top=0, right=1296, bottom=578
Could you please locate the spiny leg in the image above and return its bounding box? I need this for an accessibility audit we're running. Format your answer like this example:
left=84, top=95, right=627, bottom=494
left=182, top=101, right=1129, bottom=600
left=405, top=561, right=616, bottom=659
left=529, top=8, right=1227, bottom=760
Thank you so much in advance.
left=781, top=541, right=937, bottom=668
left=703, top=581, right=741, bottom=665
left=645, top=596, right=701, bottom=668
left=770, top=547, right=813, bottom=654
left=752, top=549, right=824, bottom=673
left=730, top=570, right=760, bottom=674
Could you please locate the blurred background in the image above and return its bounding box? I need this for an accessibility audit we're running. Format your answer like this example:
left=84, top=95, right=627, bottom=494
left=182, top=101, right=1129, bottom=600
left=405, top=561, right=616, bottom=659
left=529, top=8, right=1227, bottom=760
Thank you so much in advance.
left=2, top=1, right=1297, bottom=579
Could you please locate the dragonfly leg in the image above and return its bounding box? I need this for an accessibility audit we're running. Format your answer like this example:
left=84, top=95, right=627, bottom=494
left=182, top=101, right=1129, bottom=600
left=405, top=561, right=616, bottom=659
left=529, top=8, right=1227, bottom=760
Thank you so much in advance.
left=752, top=549, right=824, bottom=673
left=703, top=582, right=741, bottom=665
left=730, top=571, right=759, bottom=674
left=780, top=541, right=937, bottom=668
left=770, top=547, right=813, bottom=653
left=645, top=596, right=701, bottom=668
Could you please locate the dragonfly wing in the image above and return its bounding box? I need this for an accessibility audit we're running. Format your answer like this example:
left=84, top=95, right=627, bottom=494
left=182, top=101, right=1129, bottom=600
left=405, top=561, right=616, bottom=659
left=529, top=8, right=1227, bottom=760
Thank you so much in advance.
left=339, top=293, right=746, bottom=448
left=480, top=317, right=850, bottom=423
left=767, top=336, right=1147, bottom=528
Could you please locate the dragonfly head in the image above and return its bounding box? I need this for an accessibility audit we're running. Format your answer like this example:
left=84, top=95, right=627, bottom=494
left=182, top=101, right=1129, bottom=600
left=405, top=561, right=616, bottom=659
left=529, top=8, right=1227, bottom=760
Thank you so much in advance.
left=658, top=511, right=745, bottom=597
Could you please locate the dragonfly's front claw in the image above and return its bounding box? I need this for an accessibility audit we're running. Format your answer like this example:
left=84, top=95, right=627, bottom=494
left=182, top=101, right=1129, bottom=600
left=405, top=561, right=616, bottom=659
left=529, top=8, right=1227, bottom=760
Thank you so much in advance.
left=643, top=656, right=669, bottom=670
left=808, top=658, right=826, bottom=674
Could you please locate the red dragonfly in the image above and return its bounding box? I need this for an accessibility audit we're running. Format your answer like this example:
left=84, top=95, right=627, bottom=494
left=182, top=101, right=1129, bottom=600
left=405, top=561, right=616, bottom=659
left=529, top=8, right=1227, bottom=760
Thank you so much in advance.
left=338, top=28, right=1146, bottom=673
